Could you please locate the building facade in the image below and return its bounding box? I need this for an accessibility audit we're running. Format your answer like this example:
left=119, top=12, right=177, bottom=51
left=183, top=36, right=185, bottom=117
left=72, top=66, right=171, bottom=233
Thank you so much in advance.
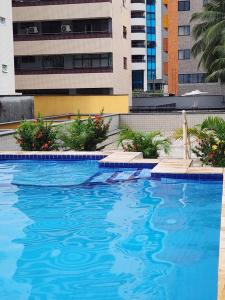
left=12, top=0, right=131, bottom=97
left=131, top=0, right=164, bottom=92
left=165, top=0, right=225, bottom=96
left=0, top=0, right=15, bottom=95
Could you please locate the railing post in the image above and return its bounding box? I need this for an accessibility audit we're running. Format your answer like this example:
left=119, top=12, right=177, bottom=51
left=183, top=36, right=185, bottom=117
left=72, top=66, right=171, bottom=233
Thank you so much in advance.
left=182, top=110, right=188, bottom=160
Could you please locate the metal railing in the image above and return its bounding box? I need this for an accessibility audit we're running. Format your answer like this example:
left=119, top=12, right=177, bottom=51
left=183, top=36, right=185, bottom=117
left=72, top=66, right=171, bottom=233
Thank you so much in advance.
left=182, top=110, right=191, bottom=159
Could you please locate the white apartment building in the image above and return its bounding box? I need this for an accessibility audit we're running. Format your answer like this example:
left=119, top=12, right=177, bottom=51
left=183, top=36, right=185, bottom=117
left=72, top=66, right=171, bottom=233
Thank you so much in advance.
left=0, top=0, right=15, bottom=95
left=12, top=0, right=131, bottom=97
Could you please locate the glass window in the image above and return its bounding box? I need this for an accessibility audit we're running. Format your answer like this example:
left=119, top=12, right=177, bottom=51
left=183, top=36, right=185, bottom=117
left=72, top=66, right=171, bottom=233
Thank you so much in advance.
left=73, top=55, right=82, bottom=68
left=178, top=25, right=190, bottom=36
left=178, top=49, right=191, bottom=60
left=92, top=55, right=100, bottom=68
left=82, top=55, right=92, bottom=68
left=178, top=1, right=190, bottom=11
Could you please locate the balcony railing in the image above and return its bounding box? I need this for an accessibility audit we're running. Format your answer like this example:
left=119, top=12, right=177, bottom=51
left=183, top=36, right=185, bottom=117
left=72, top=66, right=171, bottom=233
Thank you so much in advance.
left=12, top=0, right=111, bottom=7
left=15, top=67, right=113, bottom=75
left=131, top=29, right=145, bottom=33
left=132, top=59, right=145, bottom=63
left=14, top=31, right=112, bottom=41
left=131, top=0, right=145, bottom=3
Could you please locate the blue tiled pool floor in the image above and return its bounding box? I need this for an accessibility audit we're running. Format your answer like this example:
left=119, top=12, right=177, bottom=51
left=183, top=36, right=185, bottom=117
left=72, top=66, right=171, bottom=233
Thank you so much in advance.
left=0, top=159, right=222, bottom=300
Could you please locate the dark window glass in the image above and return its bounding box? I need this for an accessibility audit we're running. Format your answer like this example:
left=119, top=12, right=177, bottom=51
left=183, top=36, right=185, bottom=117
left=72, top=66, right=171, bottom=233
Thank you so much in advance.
left=178, top=25, right=190, bottom=36
left=178, top=1, right=190, bottom=11
left=178, top=49, right=191, bottom=60
left=132, top=70, right=144, bottom=89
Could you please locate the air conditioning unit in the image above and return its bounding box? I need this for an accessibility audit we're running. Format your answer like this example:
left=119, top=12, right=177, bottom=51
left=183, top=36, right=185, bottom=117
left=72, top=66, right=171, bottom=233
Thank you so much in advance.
left=27, top=26, right=38, bottom=34
left=61, top=25, right=72, bottom=33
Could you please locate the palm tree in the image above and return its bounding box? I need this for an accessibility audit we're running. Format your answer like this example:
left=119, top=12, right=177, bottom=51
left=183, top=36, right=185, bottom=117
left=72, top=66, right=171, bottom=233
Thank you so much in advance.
left=191, top=0, right=225, bottom=83
left=119, top=128, right=171, bottom=158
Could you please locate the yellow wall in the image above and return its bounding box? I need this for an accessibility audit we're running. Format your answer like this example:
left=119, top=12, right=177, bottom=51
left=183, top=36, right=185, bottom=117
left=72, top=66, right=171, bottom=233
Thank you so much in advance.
left=34, top=95, right=129, bottom=117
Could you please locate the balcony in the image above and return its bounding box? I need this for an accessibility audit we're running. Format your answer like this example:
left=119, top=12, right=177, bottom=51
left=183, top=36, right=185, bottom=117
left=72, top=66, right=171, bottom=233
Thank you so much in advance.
left=131, top=11, right=145, bottom=19
left=131, top=26, right=145, bottom=33
left=15, top=67, right=112, bottom=75
left=15, top=53, right=113, bottom=75
left=14, top=32, right=112, bottom=41
left=12, top=0, right=111, bottom=6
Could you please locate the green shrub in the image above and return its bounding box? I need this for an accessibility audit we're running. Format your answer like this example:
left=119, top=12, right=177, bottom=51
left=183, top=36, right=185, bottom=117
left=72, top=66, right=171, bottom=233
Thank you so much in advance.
left=119, top=128, right=171, bottom=158
left=60, top=113, right=110, bottom=151
left=15, top=116, right=59, bottom=151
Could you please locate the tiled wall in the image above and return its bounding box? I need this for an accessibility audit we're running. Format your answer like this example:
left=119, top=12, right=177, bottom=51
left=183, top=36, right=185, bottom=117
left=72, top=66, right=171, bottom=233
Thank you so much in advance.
left=119, top=113, right=225, bottom=134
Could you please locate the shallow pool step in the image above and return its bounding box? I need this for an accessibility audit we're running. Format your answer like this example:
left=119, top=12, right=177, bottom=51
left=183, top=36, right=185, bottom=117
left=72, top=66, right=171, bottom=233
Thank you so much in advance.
left=88, top=169, right=152, bottom=185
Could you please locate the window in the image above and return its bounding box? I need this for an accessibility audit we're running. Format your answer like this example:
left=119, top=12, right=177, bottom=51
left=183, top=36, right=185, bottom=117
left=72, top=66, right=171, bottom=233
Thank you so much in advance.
left=132, top=55, right=145, bottom=63
left=179, top=73, right=206, bottom=84
left=132, top=40, right=145, bottom=48
left=123, top=57, right=127, bottom=69
left=21, top=56, right=35, bottom=64
left=2, top=64, right=8, bottom=73
left=178, top=49, right=191, bottom=60
left=123, top=26, right=127, bottom=39
left=147, top=41, right=156, bottom=48
left=132, top=70, right=144, bottom=89
left=131, top=11, right=145, bottom=18
left=147, top=27, right=155, bottom=34
left=0, top=17, right=6, bottom=24
left=131, top=25, right=145, bottom=33
left=178, top=25, right=190, bottom=36
left=178, top=1, right=190, bottom=11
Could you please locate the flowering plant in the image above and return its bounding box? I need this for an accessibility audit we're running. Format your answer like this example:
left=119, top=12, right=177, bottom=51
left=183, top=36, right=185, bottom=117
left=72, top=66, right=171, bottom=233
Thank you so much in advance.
left=60, top=112, right=110, bottom=151
left=174, top=116, right=225, bottom=167
left=15, top=115, right=59, bottom=151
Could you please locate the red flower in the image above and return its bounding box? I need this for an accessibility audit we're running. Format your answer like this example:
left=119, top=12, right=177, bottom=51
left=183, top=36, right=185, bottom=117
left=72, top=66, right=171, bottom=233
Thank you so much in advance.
left=42, top=143, right=49, bottom=150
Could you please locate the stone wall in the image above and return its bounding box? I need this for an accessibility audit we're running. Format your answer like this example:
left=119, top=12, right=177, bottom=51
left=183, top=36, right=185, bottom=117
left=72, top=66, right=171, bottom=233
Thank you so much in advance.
left=0, top=96, right=33, bottom=123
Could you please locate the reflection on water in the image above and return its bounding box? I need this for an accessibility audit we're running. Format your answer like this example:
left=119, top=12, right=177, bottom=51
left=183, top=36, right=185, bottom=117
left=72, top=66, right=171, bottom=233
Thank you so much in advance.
left=106, top=182, right=171, bottom=300
left=0, top=160, right=222, bottom=300
left=0, top=171, right=32, bottom=300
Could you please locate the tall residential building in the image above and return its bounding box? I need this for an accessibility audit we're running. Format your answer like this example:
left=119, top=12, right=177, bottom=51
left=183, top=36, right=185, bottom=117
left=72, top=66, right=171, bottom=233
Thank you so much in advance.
left=131, top=0, right=164, bottom=92
left=12, top=0, right=131, bottom=97
left=0, top=0, right=15, bottom=95
left=165, top=0, right=225, bottom=96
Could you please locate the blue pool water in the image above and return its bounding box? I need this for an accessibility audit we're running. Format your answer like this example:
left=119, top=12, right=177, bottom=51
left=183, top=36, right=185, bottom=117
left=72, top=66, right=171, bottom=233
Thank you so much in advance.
left=0, top=160, right=222, bottom=300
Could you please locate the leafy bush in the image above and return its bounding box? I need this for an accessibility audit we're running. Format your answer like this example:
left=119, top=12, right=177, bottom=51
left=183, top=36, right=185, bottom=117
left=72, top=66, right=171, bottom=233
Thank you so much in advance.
left=15, top=116, right=59, bottom=151
left=61, top=114, right=110, bottom=151
left=119, top=128, right=171, bottom=158
left=173, top=116, right=225, bottom=167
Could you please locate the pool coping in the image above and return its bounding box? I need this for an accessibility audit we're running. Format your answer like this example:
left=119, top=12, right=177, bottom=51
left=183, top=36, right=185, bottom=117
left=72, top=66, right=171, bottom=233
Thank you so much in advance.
left=0, top=150, right=224, bottom=299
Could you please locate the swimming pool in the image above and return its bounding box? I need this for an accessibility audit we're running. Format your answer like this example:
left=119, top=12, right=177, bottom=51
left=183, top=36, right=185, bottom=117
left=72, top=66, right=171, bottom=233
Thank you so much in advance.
left=0, top=159, right=222, bottom=300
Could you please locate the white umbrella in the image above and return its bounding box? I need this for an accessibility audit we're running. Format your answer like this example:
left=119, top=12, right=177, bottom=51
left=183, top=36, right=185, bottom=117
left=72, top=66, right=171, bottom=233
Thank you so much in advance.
left=182, top=90, right=208, bottom=109
left=181, top=90, right=208, bottom=96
